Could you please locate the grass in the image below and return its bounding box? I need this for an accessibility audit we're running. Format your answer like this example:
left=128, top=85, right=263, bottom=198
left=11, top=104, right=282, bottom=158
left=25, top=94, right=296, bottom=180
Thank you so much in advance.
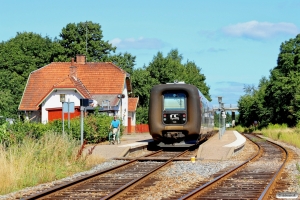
left=233, top=124, right=300, bottom=149
left=259, top=124, right=300, bottom=149
left=0, top=131, right=105, bottom=195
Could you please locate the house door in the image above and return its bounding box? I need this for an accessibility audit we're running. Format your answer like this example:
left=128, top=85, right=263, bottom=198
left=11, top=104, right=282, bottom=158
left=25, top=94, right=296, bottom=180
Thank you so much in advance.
left=47, top=107, right=81, bottom=122
left=48, top=109, right=63, bottom=121
left=128, top=117, right=132, bottom=133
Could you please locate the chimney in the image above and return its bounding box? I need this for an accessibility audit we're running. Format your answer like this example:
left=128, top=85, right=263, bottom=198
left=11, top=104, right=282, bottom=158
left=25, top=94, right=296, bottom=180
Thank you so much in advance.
left=71, top=58, right=75, bottom=65
left=76, top=54, right=86, bottom=64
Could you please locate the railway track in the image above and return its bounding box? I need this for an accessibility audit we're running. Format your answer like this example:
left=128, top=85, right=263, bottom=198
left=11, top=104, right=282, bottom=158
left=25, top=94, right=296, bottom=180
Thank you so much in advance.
left=21, top=133, right=290, bottom=199
left=168, top=133, right=289, bottom=200
left=23, top=149, right=197, bottom=199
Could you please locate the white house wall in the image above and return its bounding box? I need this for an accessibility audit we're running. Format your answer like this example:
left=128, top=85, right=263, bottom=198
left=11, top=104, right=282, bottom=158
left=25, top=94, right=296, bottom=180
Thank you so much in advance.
left=121, top=82, right=128, bottom=127
left=39, top=83, right=130, bottom=126
left=41, top=90, right=83, bottom=124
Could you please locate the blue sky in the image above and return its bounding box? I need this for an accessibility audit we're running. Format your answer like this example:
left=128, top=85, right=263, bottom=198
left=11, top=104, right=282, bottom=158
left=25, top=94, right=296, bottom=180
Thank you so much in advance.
left=1, top=0, right=299, bottom=107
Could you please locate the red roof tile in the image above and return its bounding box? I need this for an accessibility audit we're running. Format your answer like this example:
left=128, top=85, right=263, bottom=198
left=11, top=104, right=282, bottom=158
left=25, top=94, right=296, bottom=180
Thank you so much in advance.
left=19, top=60, right=128, bottom=111
left=128, top=97, right=139, bottom=112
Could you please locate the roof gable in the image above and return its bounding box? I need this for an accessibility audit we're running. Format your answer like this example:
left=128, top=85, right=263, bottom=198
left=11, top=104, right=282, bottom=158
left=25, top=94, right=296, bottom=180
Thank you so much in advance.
left=128, top=97, right=139, bottom=112
left=19, top=60, right=128, bottom=111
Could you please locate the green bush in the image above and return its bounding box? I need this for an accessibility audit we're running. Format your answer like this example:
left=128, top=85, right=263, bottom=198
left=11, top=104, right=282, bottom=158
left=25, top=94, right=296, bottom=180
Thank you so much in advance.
left=65, top=113, right=114, bottom=143
left=0, top=113, right=122, bottom=146
left=0, top=123, right=9, bottom=145
left=267, top=123, right=288, bottom=129
left=136, top=106, right=148, bottom=124
left=0, top=121, right=49, bottom=147
left=234, top=125, right=245, bottom=133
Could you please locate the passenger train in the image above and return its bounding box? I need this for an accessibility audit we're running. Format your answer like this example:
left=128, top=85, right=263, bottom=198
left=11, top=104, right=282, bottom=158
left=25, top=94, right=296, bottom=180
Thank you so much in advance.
left=148, top=82, right=214, bottom=147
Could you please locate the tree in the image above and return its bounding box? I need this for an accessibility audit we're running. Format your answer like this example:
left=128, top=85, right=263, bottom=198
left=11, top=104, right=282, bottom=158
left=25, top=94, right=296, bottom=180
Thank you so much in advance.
left=184, top=61, right=211, bottom=101
left=237, top=77, right=269, bottom=127
left=237, top=34, right=300, bottom=127
left=146, top=51, right=180, bottom=84
left=0, top=32, right=60, bottom=118
left=131, top=68, right=157, bottom=107
left=214, top=112, right=220, bottom=127
left=264, top=34, right=300, bottom=126
left=57, top=21, right=136, bottom=73
left=0, top=22, right=136, bottom=119
left=108, top=52, right=136, bottom=75
left=0, top=89, right=14, bottom=119
left=146, top=49, right=211, bottom=100
left=132, top=49, right=211, bottom=123
left=58, top=21, right=116, bottom=62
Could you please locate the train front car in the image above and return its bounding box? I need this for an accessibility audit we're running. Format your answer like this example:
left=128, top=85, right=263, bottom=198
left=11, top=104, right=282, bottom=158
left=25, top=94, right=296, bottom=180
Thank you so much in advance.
left=149, top=83, right=203, bottom=147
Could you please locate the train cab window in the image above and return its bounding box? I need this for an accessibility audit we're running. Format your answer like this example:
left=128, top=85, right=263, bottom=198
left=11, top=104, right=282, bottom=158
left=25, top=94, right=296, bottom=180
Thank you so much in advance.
left=163, top=92, right=186, bottom=111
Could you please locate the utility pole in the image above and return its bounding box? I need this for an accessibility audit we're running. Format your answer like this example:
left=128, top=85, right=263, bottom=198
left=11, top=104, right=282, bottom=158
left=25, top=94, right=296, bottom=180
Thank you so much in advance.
left=218, top=96, right=222, bottom=140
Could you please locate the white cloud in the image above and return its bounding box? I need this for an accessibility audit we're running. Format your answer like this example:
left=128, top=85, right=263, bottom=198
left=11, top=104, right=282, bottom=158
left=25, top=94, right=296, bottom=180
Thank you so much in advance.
left=222, top=21, right=299, bottom=39
left=109, top=37, right=164, bottom=49
left=215, top=81, right=245, bottom=93
left=207, top=47, right=226, bottom=52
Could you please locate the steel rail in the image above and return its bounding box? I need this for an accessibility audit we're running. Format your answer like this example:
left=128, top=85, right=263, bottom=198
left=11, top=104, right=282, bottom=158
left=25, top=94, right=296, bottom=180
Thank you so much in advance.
left=23, top=150, right=163, bottom=199
left=102, top=150, right=189, bottom=200
left=179, top=134, right=288, bottom=200
left=179, top=134, right=262, bottom=200
left=258, top=136, right=289, bottom=200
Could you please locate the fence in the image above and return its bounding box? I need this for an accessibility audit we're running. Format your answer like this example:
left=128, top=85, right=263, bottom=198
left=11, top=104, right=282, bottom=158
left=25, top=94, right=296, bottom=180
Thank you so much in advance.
left=135, top=124, right=149, bottom=133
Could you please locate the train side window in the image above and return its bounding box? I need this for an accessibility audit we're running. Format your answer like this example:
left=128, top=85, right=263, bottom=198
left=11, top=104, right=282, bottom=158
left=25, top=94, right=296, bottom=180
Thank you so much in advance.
left=163, top=92, right=186, bottom=111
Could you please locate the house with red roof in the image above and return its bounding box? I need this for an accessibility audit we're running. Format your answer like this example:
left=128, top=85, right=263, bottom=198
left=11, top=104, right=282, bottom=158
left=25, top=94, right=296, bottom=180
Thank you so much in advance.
left=18, top=55, right=139, bottom=133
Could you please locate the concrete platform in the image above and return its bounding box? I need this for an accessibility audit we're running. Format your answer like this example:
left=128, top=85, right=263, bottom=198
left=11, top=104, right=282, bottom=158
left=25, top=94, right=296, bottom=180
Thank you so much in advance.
left=83, top=133, right=153, bottom=160
left=84, top=131, right=246, bottom=161
left=197, top=130, right=246, bottom=160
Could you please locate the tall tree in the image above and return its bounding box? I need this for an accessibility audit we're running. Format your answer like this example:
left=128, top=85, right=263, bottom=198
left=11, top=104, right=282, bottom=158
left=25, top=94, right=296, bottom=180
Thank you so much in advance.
left=238, top=34, right=300, bottom=127
left=57, top=21, right=136, bottom=72
left=146, top=49, right=211, bottom=100
left=132, top=49, right=211, bottom=123
left=131, top=68, right=157, bottom=107
left=108, top=52, right=136, bottom=75
left=237, top=77, right=269, bottom=127
left=0, top=32, right=60, bottom=118
left=264, top=34, right=300, bottom=126
left=184, top=61, right=211, bottom=101
left=58, top=21, right=116, bottom=62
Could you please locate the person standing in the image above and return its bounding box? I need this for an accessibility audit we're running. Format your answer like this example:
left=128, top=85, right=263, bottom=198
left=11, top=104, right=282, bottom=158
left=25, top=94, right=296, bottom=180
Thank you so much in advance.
left=110, top=115, right=120, bottom=140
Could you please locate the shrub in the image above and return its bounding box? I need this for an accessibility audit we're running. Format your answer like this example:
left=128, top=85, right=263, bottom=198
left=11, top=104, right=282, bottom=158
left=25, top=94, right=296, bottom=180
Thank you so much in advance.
left=267, top=123, right=288, bottom=130
left=234, top=125, right=245, bottom=133
left=50, top=113, right=118, bottom=144
left=136, top=106, right=148, bottom=124
left=0, top=113, right=122, bottom=146
left=0, top=121, right=50, bottom=147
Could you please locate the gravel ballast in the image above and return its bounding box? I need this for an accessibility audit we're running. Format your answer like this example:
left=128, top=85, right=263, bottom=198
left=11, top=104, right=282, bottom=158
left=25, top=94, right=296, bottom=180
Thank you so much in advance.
left=1, top=134, right=300, bottom=199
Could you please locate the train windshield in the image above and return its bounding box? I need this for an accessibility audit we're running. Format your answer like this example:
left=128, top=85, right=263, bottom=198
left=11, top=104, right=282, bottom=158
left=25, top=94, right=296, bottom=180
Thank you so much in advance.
left=163, top=92, right=186, bottom=110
